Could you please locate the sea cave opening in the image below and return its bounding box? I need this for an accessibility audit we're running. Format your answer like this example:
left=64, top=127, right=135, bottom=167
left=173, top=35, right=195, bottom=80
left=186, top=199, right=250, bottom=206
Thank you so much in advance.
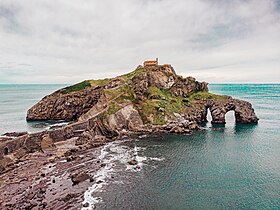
left=225, top=110, right=235, bottom=125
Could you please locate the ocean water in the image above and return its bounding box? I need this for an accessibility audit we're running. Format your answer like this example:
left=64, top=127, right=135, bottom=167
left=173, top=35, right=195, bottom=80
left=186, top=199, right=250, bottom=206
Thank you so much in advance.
left=0, top=84, right=67, bottom=135
left=0, top=84, right=280, bottom=209
left=81, top=84, right=280, bottom=210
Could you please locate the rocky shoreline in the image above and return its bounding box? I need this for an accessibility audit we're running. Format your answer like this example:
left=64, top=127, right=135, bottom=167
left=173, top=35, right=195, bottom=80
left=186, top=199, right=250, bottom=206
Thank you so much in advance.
left=0, top=63, right=258, bottom=209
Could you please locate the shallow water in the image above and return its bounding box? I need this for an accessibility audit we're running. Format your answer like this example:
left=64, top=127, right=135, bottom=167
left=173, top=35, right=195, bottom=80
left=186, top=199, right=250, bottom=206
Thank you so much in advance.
left=82, top=84, right=280, bottom=209
left=0, top=84, right=67, bottom=135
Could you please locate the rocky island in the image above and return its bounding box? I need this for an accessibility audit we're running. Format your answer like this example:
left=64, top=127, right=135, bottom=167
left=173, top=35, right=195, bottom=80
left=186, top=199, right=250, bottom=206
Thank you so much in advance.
left=0, top=60, right=258, bottom=209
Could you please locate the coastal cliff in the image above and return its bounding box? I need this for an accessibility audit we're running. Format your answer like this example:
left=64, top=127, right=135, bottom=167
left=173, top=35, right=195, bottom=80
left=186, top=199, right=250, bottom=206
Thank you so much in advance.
left=0, top=63, right=258, bottom=209
left=1, top=63, right=258, bottom=171
left=27, top=64, right=257, bottom=126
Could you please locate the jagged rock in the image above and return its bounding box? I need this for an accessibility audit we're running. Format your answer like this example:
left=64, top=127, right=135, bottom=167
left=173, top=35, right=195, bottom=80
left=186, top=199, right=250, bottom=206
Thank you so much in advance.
left=26, top=86, right=103, bottom=121
left=71, top=171, right=90, bottom=185
left=128, top=159, right=138, bottom=165
left=75, top=130, right=94, bottom=146
left=83, top=202, right=90, bottom=208
left=108, top=105, right=143, bottom=131
left=171, top=76, right=208, bottom=97
left=3, top=132, right=28, bottom=137
left=199, top=97, right=258, bottom=124
left=41, top=134, right=55, bottom=151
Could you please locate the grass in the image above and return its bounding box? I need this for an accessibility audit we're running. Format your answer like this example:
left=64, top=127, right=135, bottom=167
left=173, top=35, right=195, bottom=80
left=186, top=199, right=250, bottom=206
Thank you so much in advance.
left=104, top=102, right=121, bottom=118
left=121, top=66, right=145, bottom=83
left=88, top=78, right=111, bottom=87
left=186, top=91, right=226, bottom=101
left=62, top=80, right=91, bottom=93
left=61, top=66, right=145, bottom=94
left=140, top=87, right=188, bottom=125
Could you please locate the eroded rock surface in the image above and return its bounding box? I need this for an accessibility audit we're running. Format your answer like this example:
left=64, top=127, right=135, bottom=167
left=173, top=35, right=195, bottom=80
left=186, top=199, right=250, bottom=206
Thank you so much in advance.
left=26, top=86, right=103, bottom=121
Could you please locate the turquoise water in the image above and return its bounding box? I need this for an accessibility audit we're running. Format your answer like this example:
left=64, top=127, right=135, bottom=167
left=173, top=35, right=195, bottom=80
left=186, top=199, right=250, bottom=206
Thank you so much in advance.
left=82, top=84, right=280, bottom=210
left=1, top=84, right=280, bottom=209
left=0, top=84, right=67, bottom=135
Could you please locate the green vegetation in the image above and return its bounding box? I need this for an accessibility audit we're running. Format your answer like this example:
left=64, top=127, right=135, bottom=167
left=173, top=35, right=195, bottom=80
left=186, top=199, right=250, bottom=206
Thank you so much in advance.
left=104, top=102, right=121, bottom=117
left=121, top=66, right=145, bottom=83
left=141, top=86, right=187, bottom=125
left=61, top=67, right=145, bottom=94
left=186, top=91, right=226, bottom=101
left=88, top=78, right=111, bottom=87
left=62, top=80, right=91, bottom=93
left=104, top=87, right=123, bottom=100
left=62, top=78, right=111, bottom=93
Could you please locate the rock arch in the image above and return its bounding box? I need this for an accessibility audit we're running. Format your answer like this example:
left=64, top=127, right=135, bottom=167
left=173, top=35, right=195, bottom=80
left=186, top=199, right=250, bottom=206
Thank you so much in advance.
left=201, top=98, right=258, bottom=124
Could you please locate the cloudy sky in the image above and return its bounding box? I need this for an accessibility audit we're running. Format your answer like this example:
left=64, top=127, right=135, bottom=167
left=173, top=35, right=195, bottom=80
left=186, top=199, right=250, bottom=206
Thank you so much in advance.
left=0, top=0, right=280, bottom=84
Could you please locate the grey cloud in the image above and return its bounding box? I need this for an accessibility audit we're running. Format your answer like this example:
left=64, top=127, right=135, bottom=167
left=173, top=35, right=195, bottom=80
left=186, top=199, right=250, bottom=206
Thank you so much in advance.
left=0, top=0, right=279, bottom=84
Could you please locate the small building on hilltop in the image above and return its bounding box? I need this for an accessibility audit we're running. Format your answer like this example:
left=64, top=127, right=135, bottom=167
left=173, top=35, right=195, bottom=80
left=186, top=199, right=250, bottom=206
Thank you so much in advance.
left=143, top=58, right=158, bottom=67
left=143, top=58, right=172, bottom=69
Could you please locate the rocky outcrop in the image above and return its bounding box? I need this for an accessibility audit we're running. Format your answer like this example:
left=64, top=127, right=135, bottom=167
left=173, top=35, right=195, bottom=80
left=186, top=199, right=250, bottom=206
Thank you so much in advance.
left=131, top=65, right=207, bottom=99
left=0, top=62, right=258, bottom=174
left=196, top=96, right=259, bottom=124
left=107, top=105, right=144, bottom=132
left=26, top=86, right=103, bottom=121
left=171, top=76, right=208, bottom=97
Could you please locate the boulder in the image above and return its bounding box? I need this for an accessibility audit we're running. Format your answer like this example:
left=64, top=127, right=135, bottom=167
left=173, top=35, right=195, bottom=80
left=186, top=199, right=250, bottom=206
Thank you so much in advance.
left=128, top=159, right=138, bottom=165
left=108, top=105, right=143, bottom=131
left=71, top=171, right=90, bottom=185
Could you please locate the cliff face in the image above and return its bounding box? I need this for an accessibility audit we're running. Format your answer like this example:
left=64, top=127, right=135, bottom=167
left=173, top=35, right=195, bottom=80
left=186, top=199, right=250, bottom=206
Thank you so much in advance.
left=26, top=65, right=209, bottom=124
left=26, top=86, right=104, bottom=121
left=26, top=64, right=257, bottom=127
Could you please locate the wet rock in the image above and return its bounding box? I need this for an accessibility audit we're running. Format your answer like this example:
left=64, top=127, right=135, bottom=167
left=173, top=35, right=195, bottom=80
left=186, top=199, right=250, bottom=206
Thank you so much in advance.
left=3, top=132, right=28, bottom=137
left=128, top=159, right=138, bottom=165
left=96, top=180, right=103, bottom=184
left=83, top=202, right=90, bottom=207
left=71, top=171, right=90, bottom=185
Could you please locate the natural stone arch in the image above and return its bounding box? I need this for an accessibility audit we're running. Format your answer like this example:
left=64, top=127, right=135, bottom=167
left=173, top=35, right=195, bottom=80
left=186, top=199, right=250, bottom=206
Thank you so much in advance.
left=201, top=98, right=258, bottom=124
left=200, top=105, right=214, bottom=123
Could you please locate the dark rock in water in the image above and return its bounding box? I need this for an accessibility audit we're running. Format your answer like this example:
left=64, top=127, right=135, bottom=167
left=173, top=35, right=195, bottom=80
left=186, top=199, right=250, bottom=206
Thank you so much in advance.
left=83, top=202, right=90, bottom=207
left=128, top=159, right=138, bottom=165
left=71, top=171, right=90, bottom=185
left=96, top=180, right=103, bottom=184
